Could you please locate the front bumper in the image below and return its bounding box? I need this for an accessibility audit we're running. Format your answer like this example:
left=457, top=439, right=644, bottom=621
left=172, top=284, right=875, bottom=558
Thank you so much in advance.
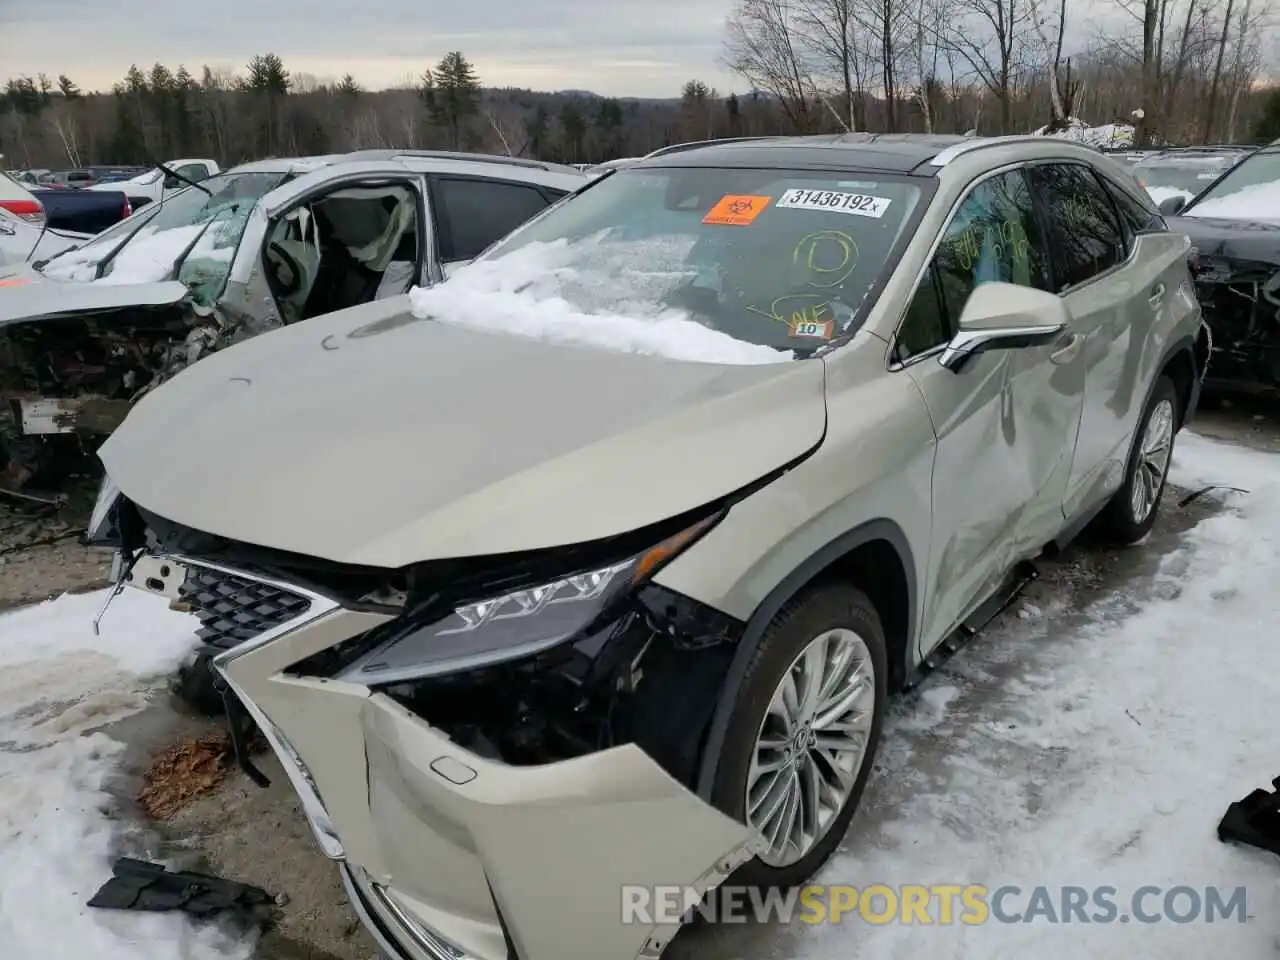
left=138, top=553, right=758, bottom=960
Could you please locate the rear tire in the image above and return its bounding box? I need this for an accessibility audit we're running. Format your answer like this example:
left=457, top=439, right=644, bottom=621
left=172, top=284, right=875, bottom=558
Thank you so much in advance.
left=1096, top=374, right=1179, bottom=545
left=709, top=582, right=887, bottom=891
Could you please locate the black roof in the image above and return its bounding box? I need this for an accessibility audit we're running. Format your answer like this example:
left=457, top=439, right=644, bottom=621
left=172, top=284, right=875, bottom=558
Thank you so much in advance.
left=631, top=133, right=975, bottom=175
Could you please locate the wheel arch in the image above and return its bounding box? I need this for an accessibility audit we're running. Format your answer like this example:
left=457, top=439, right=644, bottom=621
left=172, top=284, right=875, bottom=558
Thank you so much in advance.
left=693, top=518, right=918, bottom=802
left=1160, top=330, right=1204, bottom=427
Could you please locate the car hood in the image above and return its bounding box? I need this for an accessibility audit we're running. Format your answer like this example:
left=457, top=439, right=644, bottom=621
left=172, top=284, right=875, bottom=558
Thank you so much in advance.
left=100, top=297, right=829, bottom=568
left=0, top=262, right=189, bottom=328
left=1169, top=213, right=1280, bottom=263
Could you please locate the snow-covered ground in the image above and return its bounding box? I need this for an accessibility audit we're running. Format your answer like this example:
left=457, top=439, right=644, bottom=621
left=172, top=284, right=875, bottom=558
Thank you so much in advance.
left=1, top=428, right=1277, bottom=960
left=0, top=590, right=249, bottom=960
left=676, top=428, right=1280, bottom=958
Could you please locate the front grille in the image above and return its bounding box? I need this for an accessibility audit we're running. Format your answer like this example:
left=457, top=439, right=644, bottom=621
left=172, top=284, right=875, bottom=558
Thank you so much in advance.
left=180, top=565, right=313, bottom=651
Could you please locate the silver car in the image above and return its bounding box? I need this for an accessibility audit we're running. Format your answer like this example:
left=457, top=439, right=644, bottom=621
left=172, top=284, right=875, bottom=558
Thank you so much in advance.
left=93, top=134, right=1205, bottom=960
left=0, top=151, right=584, bottom=489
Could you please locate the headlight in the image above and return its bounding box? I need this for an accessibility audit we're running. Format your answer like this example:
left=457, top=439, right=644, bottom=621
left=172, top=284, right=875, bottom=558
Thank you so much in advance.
left=85, top=473, right=122, bottom=546
left=336, top=514, right=721, bottom=685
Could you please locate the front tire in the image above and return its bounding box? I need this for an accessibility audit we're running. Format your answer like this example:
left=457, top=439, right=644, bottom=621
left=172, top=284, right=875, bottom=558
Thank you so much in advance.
left=1097, top=374, right=1179, bottom=545
left=710, top=583, right=887, bottom=890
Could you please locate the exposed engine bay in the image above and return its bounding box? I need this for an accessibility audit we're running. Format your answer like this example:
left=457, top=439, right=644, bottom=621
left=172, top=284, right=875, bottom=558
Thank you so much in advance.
left=0, top=182, right=420, bottom=493
left=1191, top=253, right=1280, bottom=392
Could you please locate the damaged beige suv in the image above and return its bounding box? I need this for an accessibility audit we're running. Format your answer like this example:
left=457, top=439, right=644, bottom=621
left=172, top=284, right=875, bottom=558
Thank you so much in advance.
left=90, top=134, right=1205, bottom=960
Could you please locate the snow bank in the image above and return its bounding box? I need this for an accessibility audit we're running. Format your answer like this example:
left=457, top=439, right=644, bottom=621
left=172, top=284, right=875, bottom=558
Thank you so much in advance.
left=1033, top=117, right=1136, bottom=149
left=797, top=429, right=1280, bottom=957
left=408, top=239, right=792, bottom=366
left=0, top=589, right=251, bottom=959
left=1185, top=178, right=1280, bottom=221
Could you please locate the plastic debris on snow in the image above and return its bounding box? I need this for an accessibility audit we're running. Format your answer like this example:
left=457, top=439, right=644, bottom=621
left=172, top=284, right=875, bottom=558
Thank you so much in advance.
left=1184, top=179, right=1280, bottom=222
left=793, top=430, right=1280, bottom=958
left=0, top=588, right=253, bottom=960
left=407, top=239, right=793, bottom=366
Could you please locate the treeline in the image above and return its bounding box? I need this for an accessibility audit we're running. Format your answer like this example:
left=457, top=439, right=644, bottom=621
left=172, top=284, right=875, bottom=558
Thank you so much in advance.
left=6, top=9, right=1280, bottom=173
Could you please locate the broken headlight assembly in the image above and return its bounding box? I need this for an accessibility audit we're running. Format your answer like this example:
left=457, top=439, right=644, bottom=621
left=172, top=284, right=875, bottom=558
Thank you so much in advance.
left=334, top=512, right=724, bottom=686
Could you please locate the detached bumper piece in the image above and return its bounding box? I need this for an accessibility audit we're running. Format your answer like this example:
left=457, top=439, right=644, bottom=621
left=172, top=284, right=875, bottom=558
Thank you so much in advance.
left=1218, top=777, right=1280, bottom=859
left=87, top=857, right=275, bottom=927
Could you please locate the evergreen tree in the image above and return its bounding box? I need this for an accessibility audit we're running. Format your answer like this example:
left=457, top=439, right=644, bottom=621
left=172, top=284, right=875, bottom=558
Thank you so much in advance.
left=430, top=52, right=481, bottom=149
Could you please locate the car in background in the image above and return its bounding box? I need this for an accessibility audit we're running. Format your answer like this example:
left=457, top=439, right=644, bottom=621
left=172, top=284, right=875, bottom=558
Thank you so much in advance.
left=1131, top=147, right=1248, bottom=206
left=94, top=132, right=1204, bottom=960
left=1158, top=140, right=1280, bottom=394
left=0, top=149, right=586, bottom=491
left=0, top=171, right=46, bottom=224
left=0, top=207, right=91, bottom=267
left=88, top=159, right=221, bottom=212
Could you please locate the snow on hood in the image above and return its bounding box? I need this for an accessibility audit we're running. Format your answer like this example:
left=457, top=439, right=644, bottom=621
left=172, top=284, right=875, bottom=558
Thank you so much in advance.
left=1032, top=117, right=1136, bottom=149
left=407, top=239, right=792, bottom=366
left=1184, top=179, right=1280, bottom=222
left=39, top=223, right=220, bottom=285
left=1146, top=185, right=1194, bottom=206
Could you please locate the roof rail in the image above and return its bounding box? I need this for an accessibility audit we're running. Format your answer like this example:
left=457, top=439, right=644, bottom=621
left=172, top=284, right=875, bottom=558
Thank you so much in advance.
left=642, top=136, right=786, bottom=159
left=341, top=148, right=553, bottom=171
left=926, top=133, right=1097, bottom=167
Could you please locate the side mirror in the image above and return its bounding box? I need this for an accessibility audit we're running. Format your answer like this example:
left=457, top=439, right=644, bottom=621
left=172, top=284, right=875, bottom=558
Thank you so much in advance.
left=939, top=281, right=1068, bottom=373
left=163, top=176, right=182, bottom=190
left=1158, top=195, right=1187, bottom=216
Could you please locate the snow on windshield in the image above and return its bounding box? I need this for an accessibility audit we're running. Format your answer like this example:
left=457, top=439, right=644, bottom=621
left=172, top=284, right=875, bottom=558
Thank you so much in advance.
left=1185, top=178, right=1280, bottom=221
left=408, top=238, right=793, bottom=365
left=39, top=223, right=234, bottom=286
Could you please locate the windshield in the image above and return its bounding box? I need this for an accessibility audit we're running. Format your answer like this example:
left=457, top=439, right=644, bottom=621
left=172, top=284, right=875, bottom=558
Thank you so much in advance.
left=1133, top=156, right=1237, bottom=205
left=434, top=166, right=926, bottom=361
left=1183, top=150, right=1280, bottom=219
left=39, top=171, right=288, bottom=304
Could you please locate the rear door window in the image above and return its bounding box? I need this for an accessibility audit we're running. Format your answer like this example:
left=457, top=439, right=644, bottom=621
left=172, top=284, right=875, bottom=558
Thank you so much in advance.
left=431, top=177, right=551, bottom=262
left=1027, top=163, right=1127, bottom=292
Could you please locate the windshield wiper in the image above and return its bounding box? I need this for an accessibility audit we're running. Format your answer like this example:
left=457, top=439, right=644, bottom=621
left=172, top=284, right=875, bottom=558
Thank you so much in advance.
left=165, top=208, right=230, bottom=281
left=153, top=158, right=212, bottom=197
left=91, top=207, right=164, bottom=280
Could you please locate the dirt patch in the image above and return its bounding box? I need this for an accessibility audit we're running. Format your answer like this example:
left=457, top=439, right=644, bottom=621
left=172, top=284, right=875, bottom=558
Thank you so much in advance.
left=138, top=732, right=239, bottom=821
left=0, top=481, right=111, bottom=609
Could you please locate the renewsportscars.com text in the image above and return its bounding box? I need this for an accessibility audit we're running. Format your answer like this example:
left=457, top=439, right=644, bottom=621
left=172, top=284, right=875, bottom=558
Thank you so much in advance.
left=621, top=884, right=1250, bottom=926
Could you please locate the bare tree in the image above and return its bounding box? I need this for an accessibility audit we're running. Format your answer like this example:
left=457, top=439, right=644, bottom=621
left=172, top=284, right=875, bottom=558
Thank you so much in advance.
left=1027, top=0, right=1068, bottom=125
left=725, top=0, right=818, bottom=131
left=942, top=0, right=1032, bottom=133
left=793, top=0, right=868, bottom=129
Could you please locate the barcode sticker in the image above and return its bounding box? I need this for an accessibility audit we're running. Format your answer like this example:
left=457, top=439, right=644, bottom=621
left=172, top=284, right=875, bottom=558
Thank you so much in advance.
left=776, top=188, right=892, bottom=218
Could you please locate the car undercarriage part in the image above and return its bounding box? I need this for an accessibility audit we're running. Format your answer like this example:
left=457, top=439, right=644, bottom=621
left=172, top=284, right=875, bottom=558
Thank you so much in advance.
left=1192, top=257, right=1280, bottom=392
left=1218, top=777, right=1280, bottom=860
left=87, top=857, right=276, bottom=927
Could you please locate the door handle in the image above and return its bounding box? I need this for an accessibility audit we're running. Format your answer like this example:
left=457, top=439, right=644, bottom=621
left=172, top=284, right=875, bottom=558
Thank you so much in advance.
left=1050, top=333, right=1082, bottom=365
left=1148, top=283, right=1166, bottom=310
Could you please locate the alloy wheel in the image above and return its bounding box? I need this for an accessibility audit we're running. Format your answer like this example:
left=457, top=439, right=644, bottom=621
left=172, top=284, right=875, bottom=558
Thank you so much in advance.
left=1130, top=397, right=1175, bottom=525
left=745, top=628, right=876, bottom=867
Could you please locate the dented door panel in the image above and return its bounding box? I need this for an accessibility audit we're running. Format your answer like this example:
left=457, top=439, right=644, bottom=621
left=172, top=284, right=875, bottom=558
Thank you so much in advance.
left=908, top=338, right=1084, bottom=649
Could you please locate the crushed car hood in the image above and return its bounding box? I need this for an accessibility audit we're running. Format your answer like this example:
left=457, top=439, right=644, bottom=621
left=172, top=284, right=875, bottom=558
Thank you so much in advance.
left=0, top=263, right=189, bottom=328
left=101, top=297, right=828, bottom=568
left=1168, top=214, right=1280, bottom=262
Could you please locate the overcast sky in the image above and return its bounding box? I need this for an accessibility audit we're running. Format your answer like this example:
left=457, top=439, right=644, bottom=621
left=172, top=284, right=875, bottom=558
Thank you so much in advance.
left=3, top=0, right=1162, bottom=99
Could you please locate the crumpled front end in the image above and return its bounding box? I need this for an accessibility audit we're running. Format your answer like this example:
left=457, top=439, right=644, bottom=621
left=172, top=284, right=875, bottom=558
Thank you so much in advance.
left=128, top=526, right=760, bottom=960
left=1190, top=252, right=1280, bottom=393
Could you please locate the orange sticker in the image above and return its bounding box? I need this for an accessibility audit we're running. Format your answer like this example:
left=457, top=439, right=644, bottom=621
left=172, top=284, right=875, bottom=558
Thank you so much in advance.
left=702, top=195, right=771, bottom=226
left=0, top=278, right=32, bottom=287
left=789, top=317, right=835, bottom=339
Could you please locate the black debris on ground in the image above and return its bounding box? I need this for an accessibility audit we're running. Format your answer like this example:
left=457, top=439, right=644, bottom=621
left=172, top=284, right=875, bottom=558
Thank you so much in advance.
left=87, top=857, right=277, bottom=929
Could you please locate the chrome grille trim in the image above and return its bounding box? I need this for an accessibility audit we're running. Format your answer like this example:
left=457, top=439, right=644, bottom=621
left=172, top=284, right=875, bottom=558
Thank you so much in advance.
left=161, top=555, right=347, bottom=859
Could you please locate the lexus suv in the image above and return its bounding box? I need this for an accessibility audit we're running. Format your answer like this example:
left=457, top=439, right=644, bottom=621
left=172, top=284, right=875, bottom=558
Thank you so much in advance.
left=90, top=134, right=1205, bottom=960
